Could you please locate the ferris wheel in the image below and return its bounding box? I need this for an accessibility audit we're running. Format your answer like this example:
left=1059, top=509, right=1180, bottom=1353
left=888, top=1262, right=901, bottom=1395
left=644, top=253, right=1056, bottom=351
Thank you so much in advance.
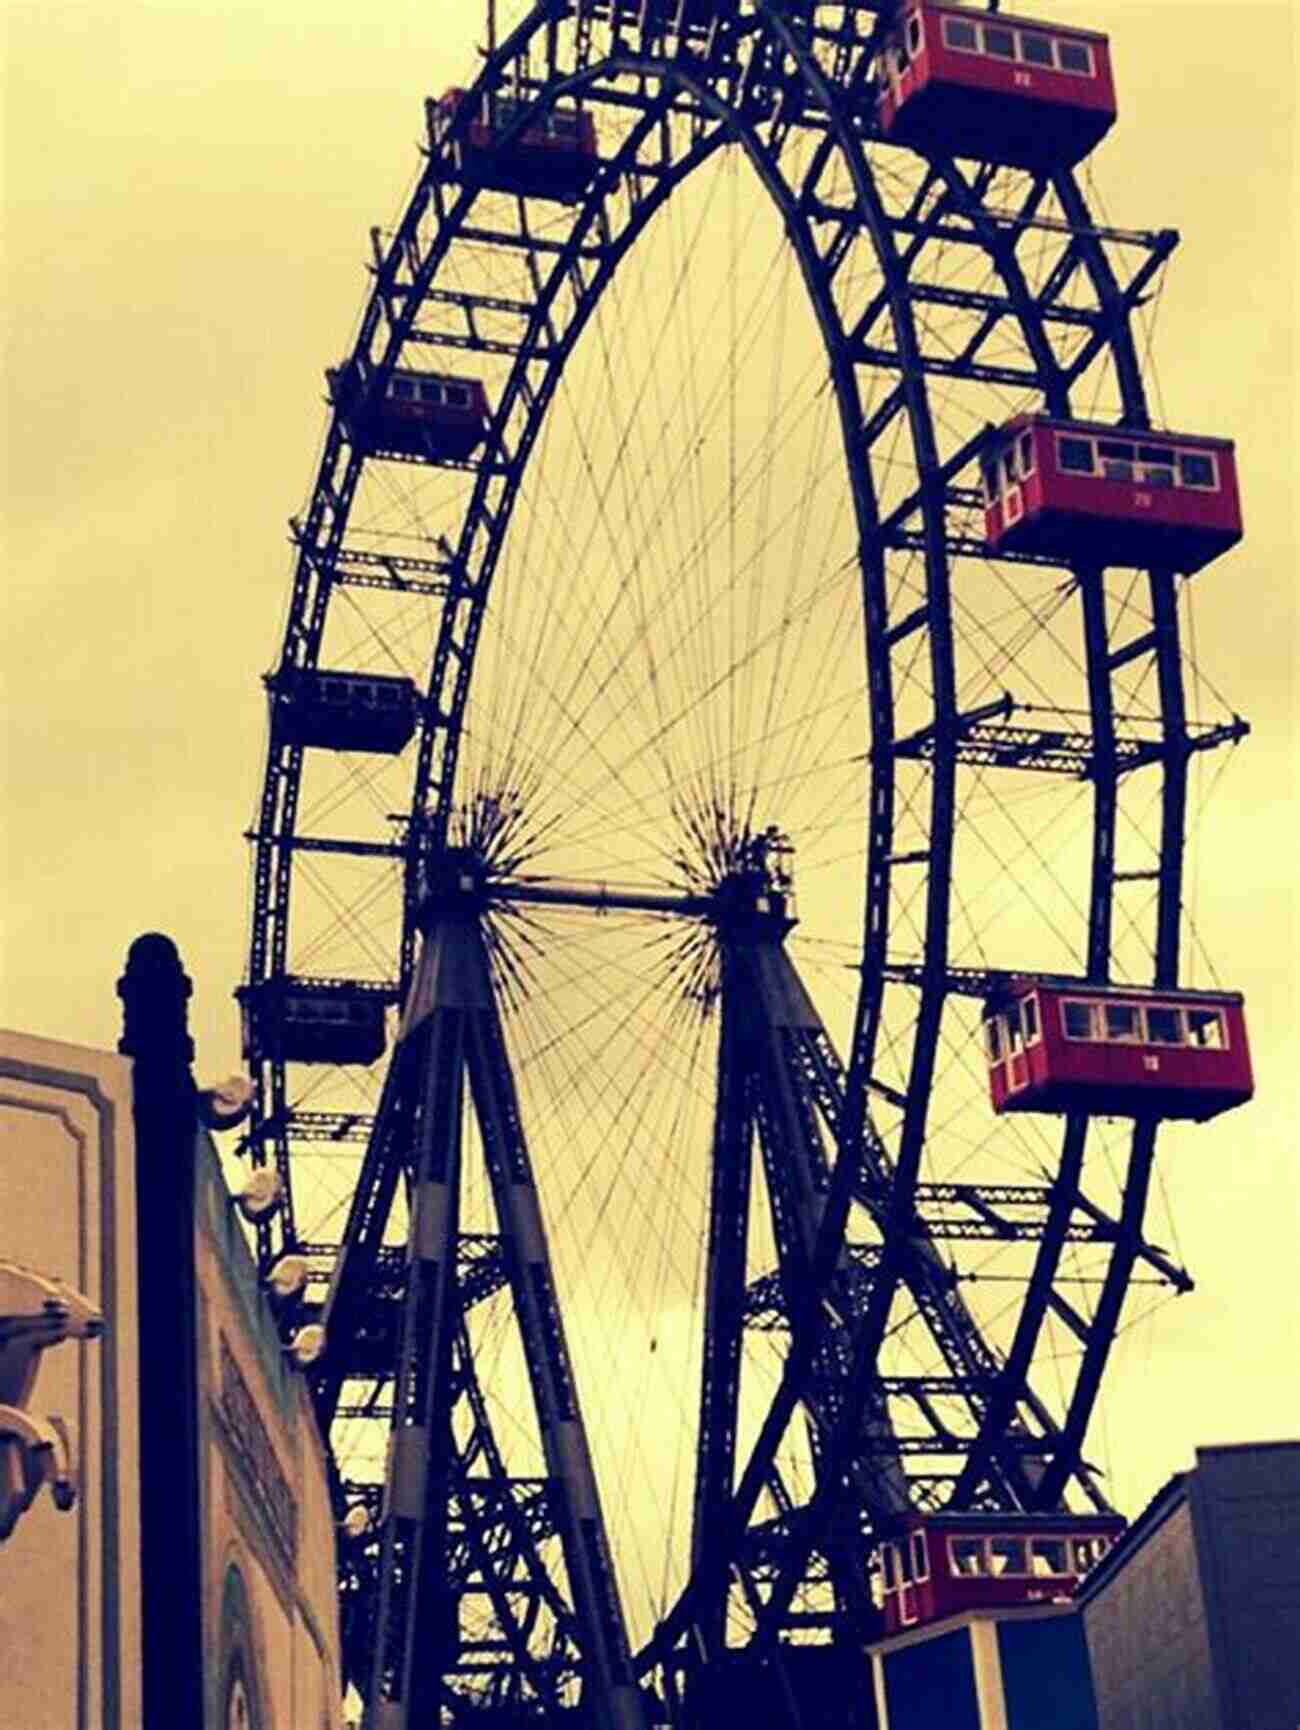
left=239, top=2, right=1251, bottom=1723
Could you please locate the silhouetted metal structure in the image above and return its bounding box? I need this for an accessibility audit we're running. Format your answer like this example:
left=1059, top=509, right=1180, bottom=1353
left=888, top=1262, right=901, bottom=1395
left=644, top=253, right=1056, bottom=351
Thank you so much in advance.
left=239, top=2, right=1250, bottom=1723
left=118, top=934, right=206, bottom=1730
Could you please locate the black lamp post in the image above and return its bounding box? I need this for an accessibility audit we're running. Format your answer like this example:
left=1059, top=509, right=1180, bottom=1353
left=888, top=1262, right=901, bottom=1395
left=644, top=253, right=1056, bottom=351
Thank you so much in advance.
left=118, top=933, right=205, bottom=1729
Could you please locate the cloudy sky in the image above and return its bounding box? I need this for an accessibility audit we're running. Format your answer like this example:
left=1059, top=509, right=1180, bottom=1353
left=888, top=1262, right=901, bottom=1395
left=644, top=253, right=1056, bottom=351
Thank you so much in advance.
left=3, top=0, right=1296, bottom=1575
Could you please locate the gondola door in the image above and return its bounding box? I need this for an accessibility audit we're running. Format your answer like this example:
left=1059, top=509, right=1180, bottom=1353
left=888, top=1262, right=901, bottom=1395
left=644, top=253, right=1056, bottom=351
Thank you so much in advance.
left=1000, top=444, right=1025, bottom=530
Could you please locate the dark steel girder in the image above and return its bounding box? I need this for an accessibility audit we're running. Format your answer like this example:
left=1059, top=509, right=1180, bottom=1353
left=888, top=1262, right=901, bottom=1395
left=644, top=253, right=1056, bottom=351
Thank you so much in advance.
left=889, top=713, right=1249, bottom=778
left=771, top=0, right=966, bottom=1547
left=243, top=833, right=403, bottom=861
left=946, top=156, right=1175, bottom=1511
left=870, top=420, right=990, bottom=548
left=336, top=1341, right=580, bottom=1706
left=793, top=1023, right=1096, bottom=1492
left=869, top=1432, right=1055, bottom=1458
left=693, top=921, right=905, bottom=1656
left=248, top=0, right=593, bottom=1075
left=243, top=0, right=1211, bottom=1701
left=332, top=566, right=451, bottom=598
left=404, top=44, right=906, bottom=977
left=315, top=910, right=645, bottom=1730
left=1033, top=582, right=1195, bottom=1509
left=915, top=1184, right=1190, bottom=1289
left=821, top=157, right=1065, bottom=416
left=244, top=1109, right=375, bottom=1151
left=801, top=184, right=1175, bottom=250
left=310, top=1030, right=426, bottom=1430
left=375, top=101, right=934, bottom=1676
left=882, top=527, right=1071, bottom=567
left=853, top=341, right=1043, bottom=390
left=364, top=999, right=468, bottom=1725
left=622, top=5, right=1128, bottom=1663
left=743, top=1244, right=882, bottom=1333
left=691, top=963, right=757, bottom=1655
left=297, top=1236, right=511, bottom=1383
left=744, top=1174, right=1188, bottom=1299
left=907, top=278, right=1101, bottom=330
left=252, top=0, right=1116, bottom=1249
left=886, top=204, right=1174, bottom=252
left=678, top=918, right=1084, bottom=1669
left=1057, top=228, right=1179, bottom=395
left=288, top=527, right=456, bottom=593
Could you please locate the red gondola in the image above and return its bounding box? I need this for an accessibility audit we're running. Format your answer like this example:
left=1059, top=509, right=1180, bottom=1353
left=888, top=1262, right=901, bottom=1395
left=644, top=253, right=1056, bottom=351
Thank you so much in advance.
left=877, top=1510, right=1124, bottom=1635
left=328, top=361, right=490, bottom=463
left=876, top=2, right=1116, bottom=170
left=981, top=415, right=1243, bottom=574
left=431, top=89, right=599, bottom=203
left=983, top=979, right=1253, bottom=1122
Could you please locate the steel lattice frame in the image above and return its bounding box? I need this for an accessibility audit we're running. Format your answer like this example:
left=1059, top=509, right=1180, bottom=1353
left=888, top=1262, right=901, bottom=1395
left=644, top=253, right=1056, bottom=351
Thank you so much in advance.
left=242, top=2, right=1246, bottom=1721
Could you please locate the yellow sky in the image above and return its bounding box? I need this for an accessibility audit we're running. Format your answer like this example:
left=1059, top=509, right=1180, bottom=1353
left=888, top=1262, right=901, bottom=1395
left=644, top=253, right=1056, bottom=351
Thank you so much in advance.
left=3, top=0, right=1297, bottom=1573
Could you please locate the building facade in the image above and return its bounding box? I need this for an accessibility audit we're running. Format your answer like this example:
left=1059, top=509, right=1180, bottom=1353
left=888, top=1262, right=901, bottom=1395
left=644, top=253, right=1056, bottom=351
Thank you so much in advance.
left=1079, top=1442, right=1300, bottom=1730
left=0, top=1015, right=344, bottom=1730
left=0, top=1030, right=143, bottom=1730
left=195, top=1123, right=343, bottom=1730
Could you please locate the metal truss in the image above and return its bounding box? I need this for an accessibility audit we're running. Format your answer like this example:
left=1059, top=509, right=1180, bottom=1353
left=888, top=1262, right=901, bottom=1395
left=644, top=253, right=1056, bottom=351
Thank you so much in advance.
left=337, top=1331, right=575, bottom=1707
left=890, top=705, right=1249, bottom=778
left=238, top=0, right=1244, bottom=1720
left=314, top=902, right=645, bottom=1728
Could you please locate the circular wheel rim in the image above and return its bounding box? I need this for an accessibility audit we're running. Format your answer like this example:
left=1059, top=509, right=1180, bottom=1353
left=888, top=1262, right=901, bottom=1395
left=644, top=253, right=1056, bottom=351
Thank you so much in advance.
left=243, top=0, right=1231, bottom=1703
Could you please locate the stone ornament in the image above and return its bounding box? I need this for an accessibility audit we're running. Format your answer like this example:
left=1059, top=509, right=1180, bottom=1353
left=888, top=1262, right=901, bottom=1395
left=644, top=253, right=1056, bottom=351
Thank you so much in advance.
left=0, top=1260, right=104, bottom=1540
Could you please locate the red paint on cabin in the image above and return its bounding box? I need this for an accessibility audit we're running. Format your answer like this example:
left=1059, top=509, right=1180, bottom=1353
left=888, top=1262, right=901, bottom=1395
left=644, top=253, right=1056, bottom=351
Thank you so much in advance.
left=981, top=416, right=1243, bottom=574
left=984, top=980, right=1253, bottom=1122
left=876, top=2, right=1116, bottom=169
left=878, top=1510, right=1125, bottom=1635
left=328, top=364, right=491, bottom=463
left=432, top=88, right=599, bottom=203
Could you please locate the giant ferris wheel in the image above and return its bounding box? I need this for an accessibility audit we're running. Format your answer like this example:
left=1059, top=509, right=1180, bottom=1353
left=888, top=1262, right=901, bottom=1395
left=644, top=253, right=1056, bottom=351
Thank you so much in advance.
left=239, top=2, right=1251, bottom=1723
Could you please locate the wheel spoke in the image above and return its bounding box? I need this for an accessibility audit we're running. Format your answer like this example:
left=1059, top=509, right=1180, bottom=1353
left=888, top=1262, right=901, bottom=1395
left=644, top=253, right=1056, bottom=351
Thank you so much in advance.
left=241, top=5, right=1239, bottom=1718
